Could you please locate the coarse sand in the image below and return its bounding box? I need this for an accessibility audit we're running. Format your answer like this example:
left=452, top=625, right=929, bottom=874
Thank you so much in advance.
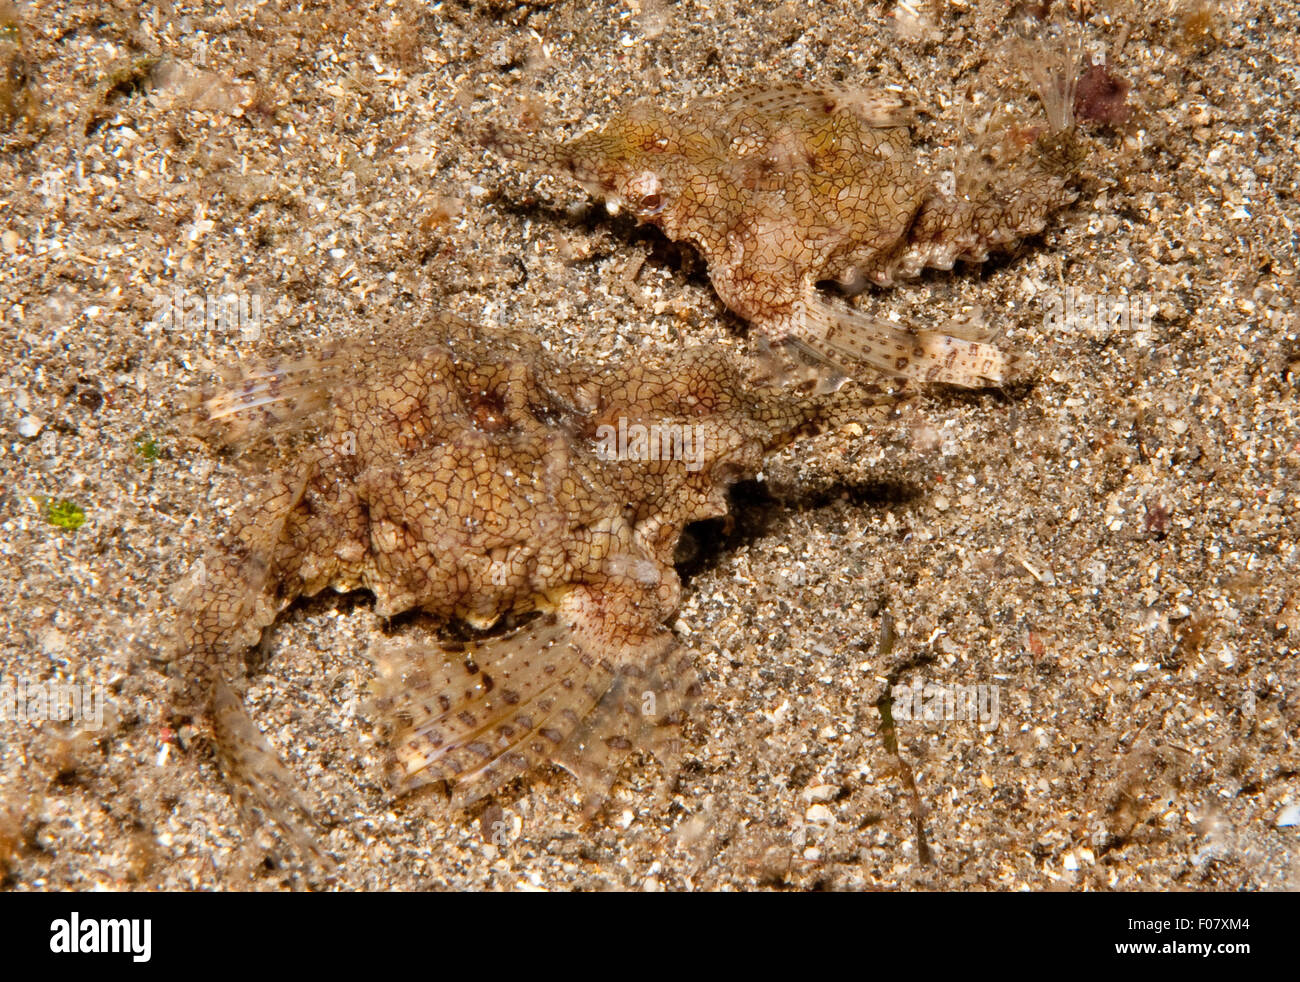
left=1, top=0, right=1297, bottom=890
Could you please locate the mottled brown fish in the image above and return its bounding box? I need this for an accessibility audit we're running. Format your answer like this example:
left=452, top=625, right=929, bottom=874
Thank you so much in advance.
left=484, top=73, right=1088, bottom=388
left=168, top=314, right=898, bottom=861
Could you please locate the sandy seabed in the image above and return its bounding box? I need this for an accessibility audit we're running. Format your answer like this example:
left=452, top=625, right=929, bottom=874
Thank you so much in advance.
left=1, top=0, right=1297, bottom=890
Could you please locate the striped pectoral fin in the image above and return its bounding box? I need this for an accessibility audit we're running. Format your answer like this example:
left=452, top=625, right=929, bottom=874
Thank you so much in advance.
left=184, top=350, right=348, bottom=450
left=370, top=613, right=623, bottom=807
left=788, top=294, right=1019, bottom=389
left=552, top=634, right=700, bottom=817
left=371, top=603, right=701, bottom=814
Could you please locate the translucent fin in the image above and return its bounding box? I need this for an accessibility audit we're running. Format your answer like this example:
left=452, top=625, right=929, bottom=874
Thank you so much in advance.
left=752, top=334, right=850, bottom=395
left=553, top=636, right=700, bottom=816
left=789, top=295, right=1016, bottom=388
left=371, top=609, right=699, bottom=814
left=711, top=83, right=914, bottom=128
left=185, top=353, right=347, bottom=448
left=371, top=614, right=621, bottom=806
left=211, top=681, right=335, bottom=871
left=1015, top=32, right=1086, bottom=134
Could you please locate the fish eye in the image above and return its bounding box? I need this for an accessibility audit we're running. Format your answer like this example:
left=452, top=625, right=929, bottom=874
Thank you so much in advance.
left=625, top=170, right=665, bottom=216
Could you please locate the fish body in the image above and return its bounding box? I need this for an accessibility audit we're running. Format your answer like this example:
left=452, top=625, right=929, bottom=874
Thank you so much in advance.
left=486, top=77, right=1089, bottom=388
left=169, top=315, right=897, bottom=859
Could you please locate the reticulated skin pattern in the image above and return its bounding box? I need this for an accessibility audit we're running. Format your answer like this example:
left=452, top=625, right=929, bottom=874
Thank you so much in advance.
left=486, top=76, right=1089, bottom=389
left=169, top=314, right=899, bottom=862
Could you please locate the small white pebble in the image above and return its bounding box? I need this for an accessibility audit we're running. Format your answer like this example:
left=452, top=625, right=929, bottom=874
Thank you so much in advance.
left=802, top=784, right=839, bottom=803
left=1276, top=802, right=1300, bottom=828
left=18, top=415, right=43, bottom=438
left=805, top=803, right=834, bottom=825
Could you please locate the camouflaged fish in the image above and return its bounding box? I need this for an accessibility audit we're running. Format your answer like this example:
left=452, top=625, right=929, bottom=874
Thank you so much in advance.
left=484, top=70, right=1089, bottom=389
left=167, top=314, right=898, bottom=860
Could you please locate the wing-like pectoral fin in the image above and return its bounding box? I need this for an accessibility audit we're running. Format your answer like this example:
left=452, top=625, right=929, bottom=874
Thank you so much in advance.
left=184, top=351, right=348, bottom=449
left=789, top=295, right=1020, bottom=389
left=371, top=603, right=700, bottom=814
left=370, top=613, right=619, bottom=807
left=553, top=634, right=700, bottom=817
left=752, top=334, right=852, bottom=395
